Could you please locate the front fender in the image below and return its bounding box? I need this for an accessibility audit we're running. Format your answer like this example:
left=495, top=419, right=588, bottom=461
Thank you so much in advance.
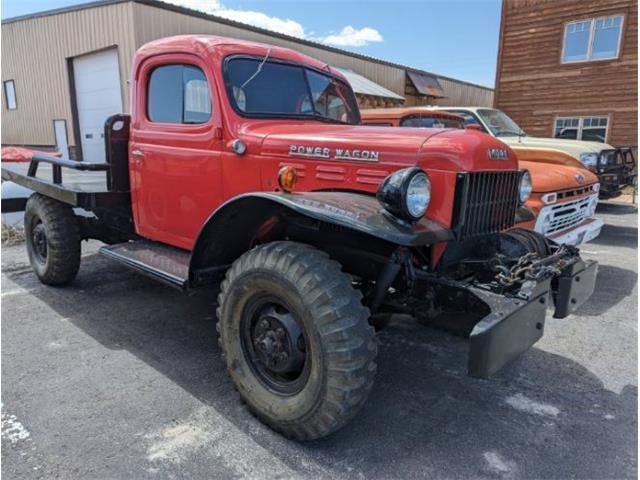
left=189, top=191, right=451, bottom=276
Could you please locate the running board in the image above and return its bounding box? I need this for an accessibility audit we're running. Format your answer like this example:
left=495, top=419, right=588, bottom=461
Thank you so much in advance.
left=99, top=241, right=190, bottom=290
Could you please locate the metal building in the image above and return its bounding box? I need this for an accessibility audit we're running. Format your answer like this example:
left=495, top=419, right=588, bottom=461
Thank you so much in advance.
left=1, top=0, right=494, bottom=160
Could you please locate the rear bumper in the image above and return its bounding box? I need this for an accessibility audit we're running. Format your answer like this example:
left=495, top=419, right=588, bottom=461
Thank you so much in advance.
left=467, top=259, right=597, bottom=378
left=548, top=217, right=604, bottom=246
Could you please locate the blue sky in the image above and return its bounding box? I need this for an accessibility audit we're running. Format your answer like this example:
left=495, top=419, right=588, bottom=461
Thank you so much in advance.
left=1, top=0, right=502, bottom=87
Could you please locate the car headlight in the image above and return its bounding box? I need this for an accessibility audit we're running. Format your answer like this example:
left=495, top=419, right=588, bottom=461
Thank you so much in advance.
left=592, top=182, right=600, bottom=193
left=377, top=167, right=431, bottom=222
left=519, top=170, right=532, bottom=203
left=580, top=152, right=598, bottom=167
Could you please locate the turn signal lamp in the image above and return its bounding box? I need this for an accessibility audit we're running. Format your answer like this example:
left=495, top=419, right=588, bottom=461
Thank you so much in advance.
left=278, top=166, right=298, bottom=193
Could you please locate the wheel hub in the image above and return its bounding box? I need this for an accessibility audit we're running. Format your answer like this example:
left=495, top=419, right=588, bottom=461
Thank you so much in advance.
left=32, top=222, right=48, bottom=263
left=251, top=305, right=305, bottom=375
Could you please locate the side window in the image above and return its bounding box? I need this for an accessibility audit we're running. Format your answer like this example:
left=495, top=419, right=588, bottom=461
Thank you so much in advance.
left=562, top=15, right=624, bottom=63
left=148, top=64, right=211, bottom=124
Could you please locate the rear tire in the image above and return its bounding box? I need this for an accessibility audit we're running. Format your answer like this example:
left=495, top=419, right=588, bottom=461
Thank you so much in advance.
left=24, top=194, right=81, bottom=285
left=216, top=241, right=377, bottom=440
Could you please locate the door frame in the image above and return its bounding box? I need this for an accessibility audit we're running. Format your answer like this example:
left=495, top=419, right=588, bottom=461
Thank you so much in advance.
left=67, top=45, right=123, bottom=161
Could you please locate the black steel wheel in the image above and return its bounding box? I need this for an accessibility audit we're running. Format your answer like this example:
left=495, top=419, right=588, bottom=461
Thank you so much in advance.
left=217, top=241, right=377, bottom=441
left=241, top=297, right=310, bottom=395
left=24, top=193, right=81, bottom=285
left=30, top=220, right=48, bottom=265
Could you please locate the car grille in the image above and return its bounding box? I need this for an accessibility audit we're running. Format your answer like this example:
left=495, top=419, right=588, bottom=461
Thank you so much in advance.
left=546, top=196, right=592, bottom=234
left=452, top=171, right=521, bottom=239
left=557, top=186, right=593, bottom=201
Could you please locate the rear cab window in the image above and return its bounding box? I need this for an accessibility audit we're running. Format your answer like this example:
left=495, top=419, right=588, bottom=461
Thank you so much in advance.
left=447, top=110, right=487, bottom=132
left=147, top=64, right=211, bottom=124
left=400, top=115, right=464, bottom=129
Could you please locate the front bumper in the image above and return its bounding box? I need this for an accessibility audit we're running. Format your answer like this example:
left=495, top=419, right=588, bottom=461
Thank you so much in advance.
left=548, top=217, right=604, bottom=246
left=467, top=259, right=597, bottom=378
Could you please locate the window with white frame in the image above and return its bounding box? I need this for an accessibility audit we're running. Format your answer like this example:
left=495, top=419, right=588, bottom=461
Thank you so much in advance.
left=3, top=80, right=16, bottom=110
left=562, top=15, right=624, bottom=63
left=554, top=116, right=609, bottom=143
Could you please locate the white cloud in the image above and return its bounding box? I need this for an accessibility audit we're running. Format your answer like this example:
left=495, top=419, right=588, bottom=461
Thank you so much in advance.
left=215, top=9, right=306, bottom=38
left=320, top=26, right=383, bottom=47
left=163, top=0, right=382, bottom=46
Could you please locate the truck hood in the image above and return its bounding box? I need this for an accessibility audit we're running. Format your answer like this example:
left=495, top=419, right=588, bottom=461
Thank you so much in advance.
left=249, top=122, right=518, bottom=171
left=521, top=160, right=598, bottom=193
left=255, top=123, right=443, bottom=168
left=500, top=135, right=613, bottom=159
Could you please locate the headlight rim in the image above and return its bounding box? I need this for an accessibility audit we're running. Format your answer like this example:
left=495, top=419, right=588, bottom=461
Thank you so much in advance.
left=376, top=167, right=431, bottom=223
left=519, top=169, right=533, bottom=204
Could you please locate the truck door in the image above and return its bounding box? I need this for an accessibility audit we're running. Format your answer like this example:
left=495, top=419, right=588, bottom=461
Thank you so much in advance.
left=130, top=54, right=223, bottom=251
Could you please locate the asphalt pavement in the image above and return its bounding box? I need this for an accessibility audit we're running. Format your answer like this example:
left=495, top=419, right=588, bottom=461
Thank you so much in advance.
left=1, top=202, right=637, bottom=479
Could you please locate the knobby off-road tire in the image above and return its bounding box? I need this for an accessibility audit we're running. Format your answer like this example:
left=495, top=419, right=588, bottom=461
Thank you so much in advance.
left=24, top=193, right=81, bottom=285
left=216, top=241, right=377, bottom=440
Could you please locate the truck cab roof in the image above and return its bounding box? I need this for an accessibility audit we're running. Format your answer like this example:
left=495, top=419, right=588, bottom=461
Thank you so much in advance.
left=134, top=34, right=350, bottom=84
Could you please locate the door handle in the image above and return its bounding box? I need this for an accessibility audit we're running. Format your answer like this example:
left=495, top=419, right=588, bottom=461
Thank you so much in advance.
left=131, top=148, right=144, bottom=165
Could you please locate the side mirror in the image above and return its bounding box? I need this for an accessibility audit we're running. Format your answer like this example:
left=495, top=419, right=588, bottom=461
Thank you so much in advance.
left=465, top=123, right=483, bottom=132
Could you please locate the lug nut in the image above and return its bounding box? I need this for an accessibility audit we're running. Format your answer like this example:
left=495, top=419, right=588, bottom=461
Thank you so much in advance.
left=259, top=319, right=269, bottom=329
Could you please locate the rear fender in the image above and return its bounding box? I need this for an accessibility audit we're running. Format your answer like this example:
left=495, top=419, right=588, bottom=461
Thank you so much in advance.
left=189, top=191, right=451, bottom=283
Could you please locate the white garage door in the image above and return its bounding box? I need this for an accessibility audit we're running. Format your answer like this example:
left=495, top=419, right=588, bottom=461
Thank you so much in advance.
left=73, top=49, right=123, bottom=162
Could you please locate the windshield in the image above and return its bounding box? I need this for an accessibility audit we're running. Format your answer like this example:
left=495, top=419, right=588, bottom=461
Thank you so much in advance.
left=477, top=109, right=524, bottom=137
left=225, top=57, right=360, bottom=124
left=400, top=115, right=464, bottom=129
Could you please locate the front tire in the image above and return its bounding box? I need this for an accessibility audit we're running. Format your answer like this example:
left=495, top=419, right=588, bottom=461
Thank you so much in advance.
left=216, top=241, right=377, bottom=440
left=24, top=194, right=81, bottom=285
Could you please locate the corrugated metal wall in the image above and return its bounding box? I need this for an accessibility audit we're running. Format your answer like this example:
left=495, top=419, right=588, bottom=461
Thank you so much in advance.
left=1, top=2, right=136, bottom=146
left=1, top=0, right=494, bottom=149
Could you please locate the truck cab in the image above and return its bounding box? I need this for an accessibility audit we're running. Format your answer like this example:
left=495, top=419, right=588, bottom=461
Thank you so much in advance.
left=1, top=35, right=598, bottom=441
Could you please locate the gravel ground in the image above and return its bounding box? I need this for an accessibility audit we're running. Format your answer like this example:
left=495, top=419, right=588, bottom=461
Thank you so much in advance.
left=1, top=202, right=637, bottom=479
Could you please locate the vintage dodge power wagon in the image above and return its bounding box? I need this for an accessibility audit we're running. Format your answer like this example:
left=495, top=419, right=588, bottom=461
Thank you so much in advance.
left=360, top=107, right=603, bottom=246
left=1, top=35, right=597, bottom=440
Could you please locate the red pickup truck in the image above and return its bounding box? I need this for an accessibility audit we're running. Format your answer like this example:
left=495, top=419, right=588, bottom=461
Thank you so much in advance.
left=1, top=35, right=597, bottom=440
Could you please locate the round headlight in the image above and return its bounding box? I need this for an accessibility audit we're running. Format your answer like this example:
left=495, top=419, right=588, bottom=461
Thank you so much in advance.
left=406, top=172, right=430, bottom=219
left=377, top=167, right=431, bottom=222
left=519, top=170, right=533, bottom=203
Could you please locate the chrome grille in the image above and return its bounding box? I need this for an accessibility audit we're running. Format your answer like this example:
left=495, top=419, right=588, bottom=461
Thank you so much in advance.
left=452, top=171, right=521, bottom=239
left=547, top=196, right=592, bottom=234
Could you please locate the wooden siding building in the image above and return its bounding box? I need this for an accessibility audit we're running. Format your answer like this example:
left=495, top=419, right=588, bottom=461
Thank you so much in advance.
left=494, top=0, right=637, bottom=147
left=1, top=0, right=494, bottom=159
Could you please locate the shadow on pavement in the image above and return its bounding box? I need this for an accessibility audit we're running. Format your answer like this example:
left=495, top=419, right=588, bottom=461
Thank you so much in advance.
left=4, top=253, right=638, bottom=479
left=597, top=203, right=637, bottom=215
left=573, top=264, right=637, bottom=317
left=589, top=222, right=637, bottom=249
